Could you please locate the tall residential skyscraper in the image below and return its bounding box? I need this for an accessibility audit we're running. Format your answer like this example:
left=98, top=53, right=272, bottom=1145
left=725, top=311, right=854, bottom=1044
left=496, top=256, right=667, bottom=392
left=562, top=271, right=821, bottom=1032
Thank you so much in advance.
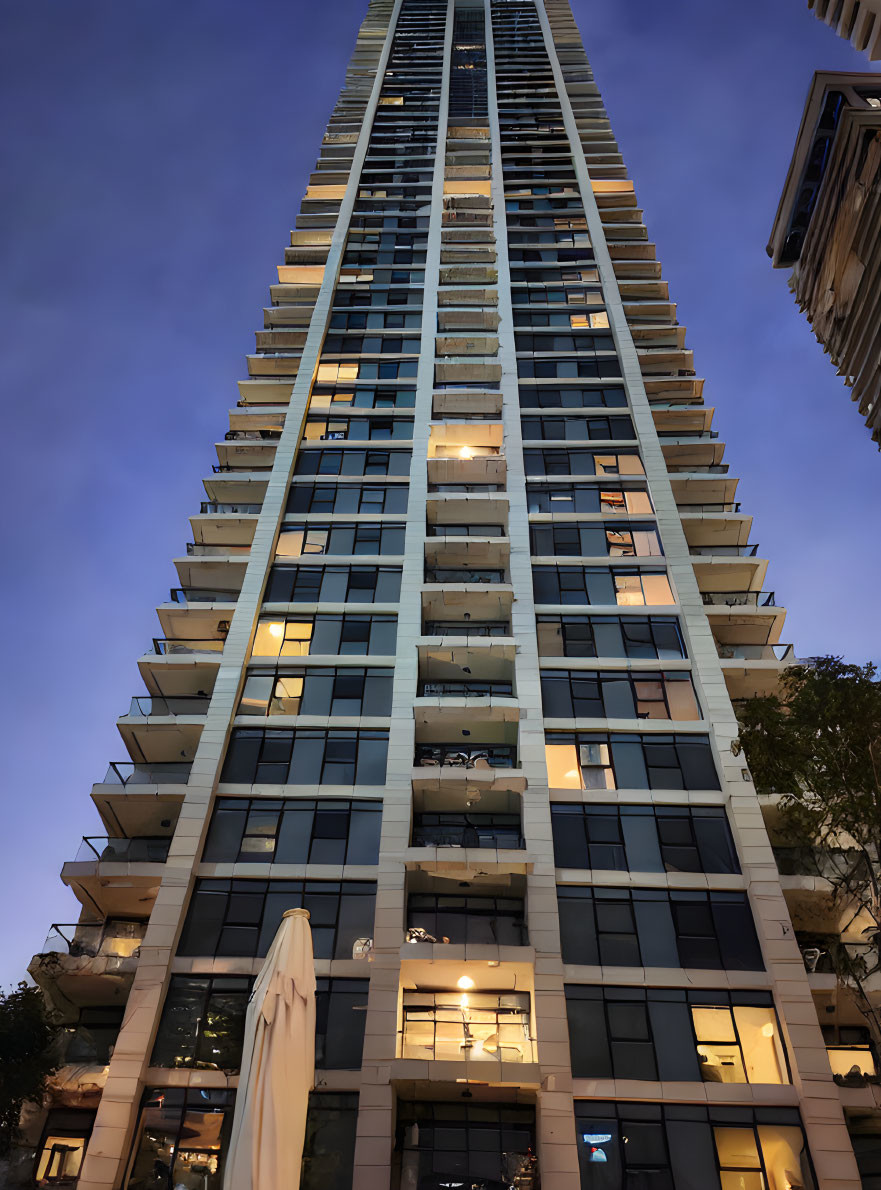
left=24, top=3, right=868, bottom=1189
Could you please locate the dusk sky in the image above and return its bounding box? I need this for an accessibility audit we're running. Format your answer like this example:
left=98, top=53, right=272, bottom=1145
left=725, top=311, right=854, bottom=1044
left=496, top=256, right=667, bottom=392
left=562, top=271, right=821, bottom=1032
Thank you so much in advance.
left=1, top=0, right=879, bottom=988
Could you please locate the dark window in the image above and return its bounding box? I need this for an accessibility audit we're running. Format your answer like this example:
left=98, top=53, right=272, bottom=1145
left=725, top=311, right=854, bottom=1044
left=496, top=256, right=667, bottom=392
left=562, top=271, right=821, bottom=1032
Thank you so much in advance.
left=264, top=566, right=402, bottom=605
left=557, top=887, right=763, bottom=970
left=541, top=669, right=699, bottom=721
left=203, top=798, right=382, bottom=865
left=527, top=482, right=651, bottom=514
left=397, top=1100, right=535, bottom=1190
left=566, top=986, right=788, bottom=1085
left=151, top=976, right=251, bottom=1070
left=221, top=728, right=388, bottom=787
left=519, top=385, right=627, bottom=409
left=239, top=667, right=393, bottom=718
left=177, top=879, right=376, bottom=960
left=545, top=731, right=720, bottom=791
left=530, top=522, right=663, bottom=558
left=294, top=449, right=411, bottom=477
left=301, top=1093, right=359, bottom=1190
left=574, top=1102, right=815, bottom=1190
left=287, top=483, right=409, bottom=515
left=536, top=614, right=685, bottom=660
left=277, top=522, right=405, bottom=557
left=407, top=893, right=528, bottom=946
left=125, top=1088, right=233, bottom=1190
left=551, top=804, right=738, bottom=874
left=521, top=414, right=634, bottom=439
left=524, top=448, right=643, bottom=476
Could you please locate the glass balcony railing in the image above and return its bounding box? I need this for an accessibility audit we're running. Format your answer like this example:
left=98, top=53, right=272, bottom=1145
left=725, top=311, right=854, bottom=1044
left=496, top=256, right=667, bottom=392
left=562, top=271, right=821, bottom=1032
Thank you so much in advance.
left=415, top=744, right=516, bottom=769
left=103, top=762, right=192, bottom=786
left=169, top=588, right=239, bottom=604
left=424, top=567, right=506, bottom=584
left=152, top=638, right=226, bottom=655
left=689, top=544, right=759, bottom=558
left=200, top=502, right=262, bottom=515
left=419, top=681, right=513, bottom=698
left=186, top=543, right=250, bottom=557
left=41, top=919, right=147, bottom=959
left=716, top=644, right=794, bottom=662
left=126, top=696, right=211, bottom=717
left=701, top=590, right=776, bottom=607
left=74, top=837, right=172, bottom=863
left=774, top=846, right=868, bottom=881
left=412, top=815, right=524, bottom=849
left=422, top=620, right=511, bottom=636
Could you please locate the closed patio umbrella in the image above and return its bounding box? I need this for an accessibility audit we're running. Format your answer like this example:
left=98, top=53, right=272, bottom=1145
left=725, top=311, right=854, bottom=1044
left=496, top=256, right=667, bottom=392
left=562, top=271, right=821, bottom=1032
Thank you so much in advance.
left=223, top=907, right=315, bottom=1190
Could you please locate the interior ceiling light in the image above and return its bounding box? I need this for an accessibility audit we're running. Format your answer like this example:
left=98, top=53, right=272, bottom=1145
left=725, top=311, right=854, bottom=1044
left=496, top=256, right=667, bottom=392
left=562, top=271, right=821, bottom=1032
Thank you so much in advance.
left=457, top=975, right=475, bottom=990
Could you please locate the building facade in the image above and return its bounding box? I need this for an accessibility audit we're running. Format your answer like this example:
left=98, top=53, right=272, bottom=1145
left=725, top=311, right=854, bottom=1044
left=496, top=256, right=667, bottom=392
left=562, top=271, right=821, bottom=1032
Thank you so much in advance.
left=807, top=0, right=881, bottom=59
left=24, top=2, right=873, bottom=1188
left=768, top=71, right=881, bottom=447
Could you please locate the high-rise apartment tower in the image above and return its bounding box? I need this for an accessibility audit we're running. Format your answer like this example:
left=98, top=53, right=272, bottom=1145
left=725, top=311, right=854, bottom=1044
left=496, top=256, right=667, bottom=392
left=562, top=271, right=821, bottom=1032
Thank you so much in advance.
left=24, top=2, right=868, bottom=1188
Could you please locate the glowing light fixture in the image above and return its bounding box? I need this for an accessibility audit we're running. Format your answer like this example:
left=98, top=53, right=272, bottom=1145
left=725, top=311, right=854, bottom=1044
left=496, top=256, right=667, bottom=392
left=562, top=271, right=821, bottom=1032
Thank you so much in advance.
left=458, top=445, right=474, bottom=459
left=761, top=1022, right=775, bottom=1038
left=268, top=623, right=284, bottom=638
left=457, top=975, right=475, bottom=990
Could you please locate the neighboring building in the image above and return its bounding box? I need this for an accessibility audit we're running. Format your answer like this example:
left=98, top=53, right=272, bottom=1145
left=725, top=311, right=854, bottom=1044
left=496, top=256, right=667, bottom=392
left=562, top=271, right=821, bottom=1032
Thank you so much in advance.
left=808, top=0, right=881, bottom=58
left=768, top=72, right=881, bottom=447
left=20, top=2, right=876, bottom=1188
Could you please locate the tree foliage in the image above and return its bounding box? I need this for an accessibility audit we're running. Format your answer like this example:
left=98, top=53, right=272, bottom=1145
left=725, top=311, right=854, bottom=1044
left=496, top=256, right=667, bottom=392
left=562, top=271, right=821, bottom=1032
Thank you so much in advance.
left=0, top=983, right=57, bottom=1156
left=737, top=656, right=881, bottom=1041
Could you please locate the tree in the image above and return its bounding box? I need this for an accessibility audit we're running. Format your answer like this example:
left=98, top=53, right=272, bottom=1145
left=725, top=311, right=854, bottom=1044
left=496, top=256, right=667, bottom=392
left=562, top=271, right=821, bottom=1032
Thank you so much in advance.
left=736, top=656, right=881, bottom=1045
left=0, top=983, right=57, bottom=1156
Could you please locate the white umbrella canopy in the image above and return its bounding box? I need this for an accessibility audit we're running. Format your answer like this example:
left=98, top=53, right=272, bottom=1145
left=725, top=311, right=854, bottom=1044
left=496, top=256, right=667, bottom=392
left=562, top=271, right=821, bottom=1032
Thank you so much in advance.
left=223, top=907, right=316, bottom=1190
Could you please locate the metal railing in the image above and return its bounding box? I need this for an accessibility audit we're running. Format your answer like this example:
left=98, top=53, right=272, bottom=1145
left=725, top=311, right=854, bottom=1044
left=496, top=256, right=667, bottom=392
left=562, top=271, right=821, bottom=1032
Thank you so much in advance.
left=412, top=821, right=524, bottom=849
left=126, top=696, right=211, bottom=717
left=75, top=837, right=172, bottom=863
left=200, top=502, right=262, bottom=515
left=424, top=568, right=506, bottom=584
left=426, top=524, right=506, bottom=537
left=169, top=588, right=240, bottom=603
left=701, top=590, right=776, bottom=608
left=103, top=762, right=192, bottom=786
left=415, top=744, right=516, bottom=769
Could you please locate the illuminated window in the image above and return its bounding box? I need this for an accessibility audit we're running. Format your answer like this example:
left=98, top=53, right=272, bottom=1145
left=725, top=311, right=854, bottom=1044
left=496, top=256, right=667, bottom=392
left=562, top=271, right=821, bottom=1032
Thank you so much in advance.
left=401, top=991, right=533, bottom=1064
left=35, top=1111, right=94, bottom=1186
left=252, top=618, right=313, bottom=658
left=379, top=96, right=404, bottom=105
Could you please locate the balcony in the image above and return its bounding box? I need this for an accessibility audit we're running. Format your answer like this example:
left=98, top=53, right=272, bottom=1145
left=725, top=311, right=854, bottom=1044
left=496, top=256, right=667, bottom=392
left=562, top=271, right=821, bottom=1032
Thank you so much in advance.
left=151, top=638, right=225, bottom=656
left=401, top=990, right=535, bottom=1066
left=412, top=813, right=524, bottom=850
left=425, top=566, right=506, bottom=584
left=415, top=744, right=516, bottom=769
left=717, top=643, right=794, bottom=661
left=117, top=698, right=206, bottom=765
left=425, top=530, right=509, bottom=571
left=103, top=761, right=192, bottom=786
left=74, top=837, right=172, bottom=863
left=717, top=643, right=796, bottom=699
left=63, top=836, right=169, bottom=917
left=174, top=549, right=248, bottom=592
left=427, top=423, right=505, bottom=485
left=419, top=681, right=513, bottom=698
left=29, top=919, right=146, bottom=1012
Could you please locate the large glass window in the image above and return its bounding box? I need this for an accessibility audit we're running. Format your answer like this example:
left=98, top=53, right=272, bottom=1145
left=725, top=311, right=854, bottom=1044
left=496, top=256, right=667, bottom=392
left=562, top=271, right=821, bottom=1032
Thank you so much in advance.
left=530, top=523, right=663, bottom=558
left=557, top=887, right=763, bottom=971
left=239, top=667, right=393, bottom=717
left=125, top=1088, right=233, bottom=1190
left=35, top=1109, right=95, bottom=1187
left=566, top=986, right=788, bottom=1084
left=402, top=991, right=533, bottom=1065
left=541, top=669, right=699, bottom=721
left=524, top=448, right=643, bottom=476
left=545, top=731, right=719, bottom=791
left=252, top=614, right=397, bottom=658
left=575, top=1103, right=815, bottom=1190
left=397, top=1100, right=536, bottom=1190
left=532, top=566, right=674, bottom=608
left=551, top=804, right=738, bottom=874
left=276, top=523, right=405, bottom=558
left=293, top=449, right=412, bottom=477
left=177, top=879, right=376, bottom=960
left=407, top=893, right=527, bottom=946
left=203, top=797, right=382, bottom=865
left=536, top=615, right=685, bottom=659
left=287, top=483, right=409, bottom=514
left=301, top=1093, right=359, bottom=1190
left=221, top=729, right=388, bottom=786
left=527, top=482, right=652, bottom=514
left=265, top=565, right=402, bottom=605
left=521, top=414, right=633, bottom=440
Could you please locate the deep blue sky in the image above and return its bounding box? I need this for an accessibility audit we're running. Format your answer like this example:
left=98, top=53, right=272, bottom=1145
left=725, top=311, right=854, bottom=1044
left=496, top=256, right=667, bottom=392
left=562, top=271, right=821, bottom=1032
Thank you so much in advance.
left=1, top=1, right=879, bottom=988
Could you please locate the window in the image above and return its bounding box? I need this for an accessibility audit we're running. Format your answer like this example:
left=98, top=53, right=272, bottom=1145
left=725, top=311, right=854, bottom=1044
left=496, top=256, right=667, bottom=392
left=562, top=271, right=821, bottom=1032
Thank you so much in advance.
left=35, top=1109, right=95, bottom=1187
left=397, top=1100, right=536, bottom=1190
left=252, top=614, right=397, bottom=658
left=557, top=887, right=763, bottom=970
left=527, top=482, right=652, bottom=514
left=521, top=415, right=634, bottom=440
left=545, top=731, right=719, bottom=791
left=519, top=385, right=625, bottom=408
left=62, top=1006, right=124, bottom=1065
left=294, top=449, right=412, bottom=477
left=518, top=356, right=621, bottom=379
left=551, top=804, right=739, bottom=874
left=177, top=879, right=376, bottom=959
left=301, top=1093, right=359, bottom=1190
left=276, top=523, right=405, bottom=559
left=525, top=448, right=643, bottom=476
left=401, top=991, right=532, bottom=1064
left=151, top=975, right=368, bottom=1072
left=532, top=566, right=674, bottom=608
left=541, top=669, right=700, bottom=721
left=239, top=667, right=393, bottom=717
left=264, top=565, right=402, bottom=604
left=575, top=1103, right=815, bottom=1190
left=530, top=523, right=663, bottom=558
left=203, top=798, right=382, bottom=865
left=412, top=812, right=523, bottom=850
left=125, top=1088, right=233, bottom=1190
left=151, top=976, right=251, bottom=1070
left=566, top=986, right=787, bottom=1084
left=536, top=615, right=685, bottom=659
left=407, top=893, right=528, bottom=946
left=287, top=483, right=409, bottom=514
left=221, top=728, right=388, bottom=786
